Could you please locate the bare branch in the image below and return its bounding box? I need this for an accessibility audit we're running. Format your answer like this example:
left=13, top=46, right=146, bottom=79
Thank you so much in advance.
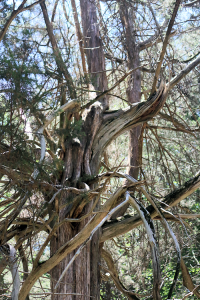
left=40, top=1, right=76, bottom=99
left=151, top=0, right=181, bottom=93
left=154, top=213, right=200, bottom=220
left=81, top=66, right=145, bottom=110
left=0, top=193, right=28, bottom=243
left=139, top=31, right=177, bottom=51
left=0, top=0, right=43, bottom=42
left=183, top=0, right=200, bottom=7
left=139, top=187, right=181, bottom=298
left=101, top=170, right=200, bottom=242
left=51, top=0, right=59, bottom=22
left=168, top=54, right=200, bottom=90
left=71, top=0, right=87, bottom=74
left=0, top=245, right=20, bottom=300
left=54, top=192, right=130, bottom=292
left=129, top=195, right=161, bottom=300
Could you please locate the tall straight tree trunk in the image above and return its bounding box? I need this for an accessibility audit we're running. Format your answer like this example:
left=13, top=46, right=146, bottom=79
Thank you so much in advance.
left=80, top=0, right=109, bottom=110
left=127, top=48, right=141, bottom=181
left=112, top=1, right=141, bottom=219
left=119, top=0, right=141, bottom=179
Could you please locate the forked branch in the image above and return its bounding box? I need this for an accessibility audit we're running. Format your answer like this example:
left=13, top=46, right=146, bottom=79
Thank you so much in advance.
left=168, top=54, right=200, bottom=90
left=0, top=0, right=43, bottom=42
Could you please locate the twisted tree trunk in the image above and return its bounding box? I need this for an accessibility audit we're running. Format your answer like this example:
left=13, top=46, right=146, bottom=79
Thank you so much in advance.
left=48, top=81, right=167, bottom=299
left=1, top=1, right=200, bottom=300
left=50, top=104, right=104, bottom=299
left=50, top=0, right=107, bottom=297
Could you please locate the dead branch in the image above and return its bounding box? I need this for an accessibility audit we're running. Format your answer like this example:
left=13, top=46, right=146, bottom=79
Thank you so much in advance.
left=91, top=81, right=168, bottom=168
left=129, top=195, right=161, bottom=300
left=101, top=170, right=200, bottom=242
left=151, top=0, right=181, bottom=93
left=40, top=1, right=76, bottom=99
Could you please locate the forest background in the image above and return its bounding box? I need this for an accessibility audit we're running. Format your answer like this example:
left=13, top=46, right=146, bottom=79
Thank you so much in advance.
left=0, top=0, right=200, bottom=299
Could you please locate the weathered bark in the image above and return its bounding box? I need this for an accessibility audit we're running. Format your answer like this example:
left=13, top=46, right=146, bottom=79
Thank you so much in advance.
left=18, top=245, right=30, bottom=300
left=50, top=81, right=167, bottom=299
left=80, top=0, right=109, bottom=110
left=62, top=1, right=109, bottom=296
left=91, top=81, right=167, bottom=169
left=120, top=1, right=141, bottom=175
left=50, top=214, right=92, bottom=300
left=50, top=103, right=103, bottom=300
left=1, top=1, right=200, bottom=299
left=39, top=1, right=106, bottom=298
left=4, top=77, right=167, bottom=300
left=18, top=186, right=126, bottom=299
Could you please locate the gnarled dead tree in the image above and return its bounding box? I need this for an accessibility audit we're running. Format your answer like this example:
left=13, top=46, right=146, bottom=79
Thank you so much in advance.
left=1, top=0, right=200, bottom=299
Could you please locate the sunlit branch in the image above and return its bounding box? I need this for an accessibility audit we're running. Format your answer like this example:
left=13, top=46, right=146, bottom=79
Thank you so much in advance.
left=91, top=81, right=167, bottom=167
left=181, top=258, right=200, bottom=298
